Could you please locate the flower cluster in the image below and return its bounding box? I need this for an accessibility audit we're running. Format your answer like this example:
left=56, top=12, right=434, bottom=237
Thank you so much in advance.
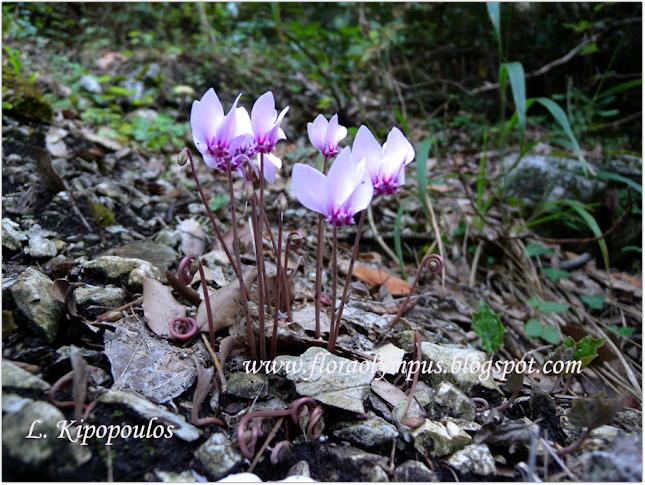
left=294, top=117, right=415, bottom=226
left=191, top=88, right=287, bottom=183
left=188, top=87, right=418, bottom=355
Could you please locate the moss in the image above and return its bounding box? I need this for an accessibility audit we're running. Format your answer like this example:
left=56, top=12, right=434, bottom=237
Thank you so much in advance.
left=2, top=66, right=53, bottom=123
left=88, top=199, right=116, bottom=227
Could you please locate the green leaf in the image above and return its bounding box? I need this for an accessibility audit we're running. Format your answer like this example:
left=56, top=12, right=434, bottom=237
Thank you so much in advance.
left=540, top=325, right=562, bottom=345
left=486, top=2, right=501, bottom=41
left=472, top=301, right=506, bottom=354
left=564, top=335, right=605, bottom=367
left=526, top=242, right=554, bottom=257
left=528, top=297, right=570, bottom=313
left=595, top=170, right=642, bottom=194
left=415, top=137, right=434, bottom=222
left=608, top=325, right=636, bottom=338
left=524, top=319, right=543, bottom=338
left=543, top=267, right=571, bottom=282
left=598, top=79, right=642, bottom=99
left=556, top=199, right=610, bottom=272
left=524, top=318, right=561, bottom=344
left=621, top=246, right=642, bottom=254
left=580, top=294, right=605, bottom=311
left=393, top=198, right=411, bottom=274
left=500, top=62, right=527, bottom=136
left=208, top=193, right=229, bottom=212
left=533, top=97, right=589, bottom=172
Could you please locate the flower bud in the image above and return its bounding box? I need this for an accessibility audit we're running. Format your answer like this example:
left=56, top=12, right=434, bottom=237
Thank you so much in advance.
left=276, top=193, right=288, bottom=212
left=177, top=148, right=190, bottom=166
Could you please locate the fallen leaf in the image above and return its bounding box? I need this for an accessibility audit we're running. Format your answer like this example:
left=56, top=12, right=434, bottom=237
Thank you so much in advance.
left=370, top=379, right=407, bottom=407
left=196, top=268, right=257, bottom=333
left=351, top=262, right=412, bottom=296
left=142, top=279, right=186, bottom=337
left=103, top=315, right=207, bottom=403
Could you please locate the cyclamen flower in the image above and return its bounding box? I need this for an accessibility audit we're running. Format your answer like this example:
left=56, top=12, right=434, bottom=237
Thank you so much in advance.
left=250, top=91, right=289, bottom=154
left=307, top=114, right=347, bottom=160
left=231, top=106, right=282, bottom=183
left=292, top=147, right=373, bottom=226
left=352, top=126, right=415, bottom=196
left=191, top=88, right=244, bottom=170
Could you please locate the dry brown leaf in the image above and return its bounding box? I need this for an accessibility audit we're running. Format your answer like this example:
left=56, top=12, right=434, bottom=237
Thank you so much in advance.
left=351, top=262, right=412, bottom=296
left=142, top=279, right=186, bottom=337
left=196, top=268, right=257, bottom=333
left=370, top=379, right=407, bottom=407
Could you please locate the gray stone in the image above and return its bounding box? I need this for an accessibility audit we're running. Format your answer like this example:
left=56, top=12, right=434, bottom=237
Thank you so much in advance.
left=153, top=470, right=203, bottom=482
left=331, top=413, right=398, bottom=448
left=2, top=218, right=27, bottom=251
left=2, top=360, right=50, bottom=392
left=10, top=267, right=63, bottom=342
left=287, top=461, right=311, bottom=478
left=319, top=444, right=389, bottom=481
left=82, top=256, right=163, bottom=290
left=226, top=372, right=268, bottom=399
left=2, top=393, right=34, bottom=414
left=503, top=154, right=604, bottom=206
left=442, top=417, right=481, bottom=433
left=195, top=433, right=245, bottom=480
left=153, top=229, right=180, bottom=248
left=393, top=460, right=438, bottom=482
left=411, top=419, right=472, bottom=457
left=274, top=347, right=376, bottom=414
left=29, top=231, right=58, bottom=258
left=579, top=432, right=642, bottom=481
left=413, top=381, right=434, bottom=408
left=79, top=75, right=102, bottom=94
left=368, top=466, right=389, bottom=482
left=99, top=390, right=200, bottom=442
left=392, top=399, right=426, bottom=442
left=109, top=241, right=177, bottom=271
left=583, top=425, right=621, bottom=452
left=75, top=285, right=128, bottom=310
left=2, top=400, right=91, bottom=470
left=448, top=444, right=496, bottom=476
left=420, top=342, right=497, bottom=392
left=431, top=382, right=476, bottom=421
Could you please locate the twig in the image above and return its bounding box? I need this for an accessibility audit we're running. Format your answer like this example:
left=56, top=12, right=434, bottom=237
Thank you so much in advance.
left=247, top=417, right=284, bottom=473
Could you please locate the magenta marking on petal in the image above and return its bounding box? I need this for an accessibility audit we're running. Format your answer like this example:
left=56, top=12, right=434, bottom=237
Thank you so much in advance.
left=325, top=207, right=355, bottom=227
left=373, top=176, right=400, bottom=196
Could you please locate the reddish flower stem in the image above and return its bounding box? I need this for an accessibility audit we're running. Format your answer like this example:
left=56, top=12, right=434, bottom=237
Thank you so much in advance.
left=196, top=259, right=216, bottom=349
left=250, top=192, right=267, bottom=362
left=282, top=231, right=302, bottom=321
left=327, top=225, right=338, bottom=351
left=168, top=316, right=198, bottom=341
left=186, top=150, right=241, bottom=282
left=225, top=164, right=257, bottom=362
left=314, top=216, right=325, bottom=339
left=270, top=209, right=284, bottom=359
left=49, top=370, right=98, bottom=421
left=328, top=210, right=366, bottom=351
left=313, top=157, right=329, bottom=339
left=237, top=397, right=323, bottom=459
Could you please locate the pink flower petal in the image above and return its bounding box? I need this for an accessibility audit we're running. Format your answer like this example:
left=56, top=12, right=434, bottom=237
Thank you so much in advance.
left=190, top=88, right=224, bottom=151
left=326, top=147, right=364, bottom=207
left=251, top=91, right=277, bottom=136
left=307, top=114, right=327, bottom=150
left=291, top=163, right=329, bottom=215
left=352, top=125, right=383, bottom=181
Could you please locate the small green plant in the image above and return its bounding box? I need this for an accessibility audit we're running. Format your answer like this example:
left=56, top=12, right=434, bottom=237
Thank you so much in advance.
left=472, top=300, right=505, bottom=354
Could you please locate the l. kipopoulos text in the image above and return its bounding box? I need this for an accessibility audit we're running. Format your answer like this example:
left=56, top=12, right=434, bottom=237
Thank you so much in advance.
left=243, top=354, right=583, bottom=383
left=25, top=417, right=175, bottom=446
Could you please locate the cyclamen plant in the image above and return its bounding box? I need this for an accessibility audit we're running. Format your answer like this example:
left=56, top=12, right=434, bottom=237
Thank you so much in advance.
left=185, top=86, right=436, bottom=361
